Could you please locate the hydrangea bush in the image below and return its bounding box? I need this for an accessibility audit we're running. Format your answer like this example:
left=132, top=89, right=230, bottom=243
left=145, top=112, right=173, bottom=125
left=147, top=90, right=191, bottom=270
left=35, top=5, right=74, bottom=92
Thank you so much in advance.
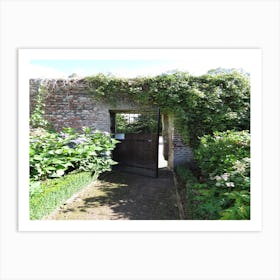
left=179, top=130, right=250, bottom=220
left=30, top=127, right=119, bottom=182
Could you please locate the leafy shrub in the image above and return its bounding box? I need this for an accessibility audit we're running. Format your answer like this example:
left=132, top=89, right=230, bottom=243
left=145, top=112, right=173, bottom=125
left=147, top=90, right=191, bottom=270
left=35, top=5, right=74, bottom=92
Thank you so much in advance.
left=220, top=190, right=250, bottom=220
left=30, top=127, right=119, bottom=181
left=177, top=130, right=250, bottom=220
left=29, top=171, right=94, bottom=220
left=173, top=72, right=250, bottom=147
left=195, top=130, right=250, bottom=178
left=196, top=131, right=250, bottom=220
left=176, top=166, right=222, bottom=219
left=116, top=113, right=160, bottom=134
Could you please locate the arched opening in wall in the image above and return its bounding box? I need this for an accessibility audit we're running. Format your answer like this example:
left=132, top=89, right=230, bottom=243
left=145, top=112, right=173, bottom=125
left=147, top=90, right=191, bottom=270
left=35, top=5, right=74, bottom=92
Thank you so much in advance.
left=109, top=108, right=166, bottom=177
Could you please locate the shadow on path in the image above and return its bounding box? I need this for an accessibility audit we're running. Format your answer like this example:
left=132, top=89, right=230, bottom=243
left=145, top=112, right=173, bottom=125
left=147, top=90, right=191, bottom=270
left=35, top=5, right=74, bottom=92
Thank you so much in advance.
left=48, top=168, right=179, bottom=220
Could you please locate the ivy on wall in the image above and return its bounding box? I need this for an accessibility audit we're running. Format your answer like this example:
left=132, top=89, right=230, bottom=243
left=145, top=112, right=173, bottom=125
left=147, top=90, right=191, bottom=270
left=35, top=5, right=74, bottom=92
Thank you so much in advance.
left=30, top=85, right=50, bottom=129
left=30, top=70, right=250, bottom=148
left=86, top=70, right=250, bottom=148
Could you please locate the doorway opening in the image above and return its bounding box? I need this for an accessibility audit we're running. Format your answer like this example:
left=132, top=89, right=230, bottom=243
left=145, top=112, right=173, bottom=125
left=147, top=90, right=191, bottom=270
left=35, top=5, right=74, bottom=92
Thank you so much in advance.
left=110, top=109, right=164, bottom=177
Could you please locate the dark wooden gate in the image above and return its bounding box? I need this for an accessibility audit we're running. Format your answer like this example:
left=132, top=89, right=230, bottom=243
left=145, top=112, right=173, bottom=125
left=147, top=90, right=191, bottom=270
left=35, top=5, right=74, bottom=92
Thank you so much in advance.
left=112, top=109, right=160, bottom=177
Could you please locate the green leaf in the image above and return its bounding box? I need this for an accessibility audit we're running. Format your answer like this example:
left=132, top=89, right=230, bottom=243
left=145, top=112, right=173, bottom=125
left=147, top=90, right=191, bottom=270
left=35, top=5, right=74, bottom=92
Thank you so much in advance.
left=33, top=155, right=43, bottom=160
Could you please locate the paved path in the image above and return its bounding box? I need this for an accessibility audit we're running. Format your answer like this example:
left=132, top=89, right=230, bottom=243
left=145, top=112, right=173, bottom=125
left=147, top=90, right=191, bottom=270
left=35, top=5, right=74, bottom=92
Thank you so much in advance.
left=46, top=168, right=179, bottom=220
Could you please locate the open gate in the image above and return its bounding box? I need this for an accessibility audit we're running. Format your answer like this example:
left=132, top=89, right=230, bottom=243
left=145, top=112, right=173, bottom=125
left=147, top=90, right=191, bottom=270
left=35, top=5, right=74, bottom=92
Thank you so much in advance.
left=111, top=109, right=160, bottom=178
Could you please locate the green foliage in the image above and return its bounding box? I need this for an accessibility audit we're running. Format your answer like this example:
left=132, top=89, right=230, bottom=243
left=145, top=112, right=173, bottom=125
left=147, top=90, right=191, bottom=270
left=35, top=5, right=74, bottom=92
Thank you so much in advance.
left=29, top=171, right=94, bottom=220
left=176, top=166, right=222, bottom=219
left=30, top=86, right=50, bottom=129
left=130, top=114, right=159, bottom=133
left=30, top=127, right=119, bottom=181
left=220, top=190, right=250, bottom=220
left=176, top=131, right=250, bottom=220
left=86, top=70, right=250, bottom=147
left=87, top=73, right=132, bottom=104
left=173, top=72, right=250, bottom=147
left=116, top=113, right=159, bottom=133
left=195, top=130, right=250, bottom=178
left=115, top=114, right=129, bottom=133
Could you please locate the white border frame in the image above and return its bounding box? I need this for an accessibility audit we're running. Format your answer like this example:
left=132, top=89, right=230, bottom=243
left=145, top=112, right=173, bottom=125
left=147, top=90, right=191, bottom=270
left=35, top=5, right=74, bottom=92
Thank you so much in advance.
left=18, top=48, right=262, bottom=232
left=2, top=1, right=279, bottom=279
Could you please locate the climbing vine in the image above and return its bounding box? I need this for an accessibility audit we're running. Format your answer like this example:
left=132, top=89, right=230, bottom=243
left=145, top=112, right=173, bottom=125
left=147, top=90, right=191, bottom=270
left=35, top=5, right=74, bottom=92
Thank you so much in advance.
left=30, top=85, right=49, bottom=129
left=86, top=70, right=250, bottom=147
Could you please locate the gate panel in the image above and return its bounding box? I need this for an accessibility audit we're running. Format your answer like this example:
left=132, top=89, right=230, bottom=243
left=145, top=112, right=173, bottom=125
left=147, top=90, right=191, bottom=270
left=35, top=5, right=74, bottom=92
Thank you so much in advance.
left=112, top=109, right=160, bottom=177
left=113, top=133, right=158, bottom=177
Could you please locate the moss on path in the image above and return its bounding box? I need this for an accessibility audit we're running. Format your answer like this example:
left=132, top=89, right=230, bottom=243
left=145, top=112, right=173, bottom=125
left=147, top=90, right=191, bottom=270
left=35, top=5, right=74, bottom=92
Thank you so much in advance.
left=46, top=168, right=179, bottom=220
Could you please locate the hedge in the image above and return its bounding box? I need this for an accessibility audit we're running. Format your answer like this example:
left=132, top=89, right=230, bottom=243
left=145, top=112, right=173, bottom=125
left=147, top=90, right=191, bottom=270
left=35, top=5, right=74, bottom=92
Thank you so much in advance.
left=29, top=171, right=96, bottom=220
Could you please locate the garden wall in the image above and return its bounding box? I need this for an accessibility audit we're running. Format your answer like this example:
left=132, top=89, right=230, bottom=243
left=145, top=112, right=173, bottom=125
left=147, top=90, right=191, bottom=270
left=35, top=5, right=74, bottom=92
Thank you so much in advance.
left=30, top=78, right=193, bottom=169
left=30, top=79, right=142, bottom=132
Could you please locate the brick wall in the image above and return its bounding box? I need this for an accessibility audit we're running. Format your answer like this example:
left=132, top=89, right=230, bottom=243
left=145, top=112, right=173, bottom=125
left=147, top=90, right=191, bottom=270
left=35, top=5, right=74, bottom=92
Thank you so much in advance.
left=172, top=132, right=193, bottom=167
left=30, top=78, right=142, bottom=132
left=30, top=78, right=193, bottom=168
left=167, top=114, right=193, bottom=169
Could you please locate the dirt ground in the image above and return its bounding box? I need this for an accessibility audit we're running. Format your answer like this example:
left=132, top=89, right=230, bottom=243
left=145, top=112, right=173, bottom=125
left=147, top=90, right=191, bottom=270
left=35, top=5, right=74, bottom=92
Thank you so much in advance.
left=45, top=168, right=179, bottom=220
